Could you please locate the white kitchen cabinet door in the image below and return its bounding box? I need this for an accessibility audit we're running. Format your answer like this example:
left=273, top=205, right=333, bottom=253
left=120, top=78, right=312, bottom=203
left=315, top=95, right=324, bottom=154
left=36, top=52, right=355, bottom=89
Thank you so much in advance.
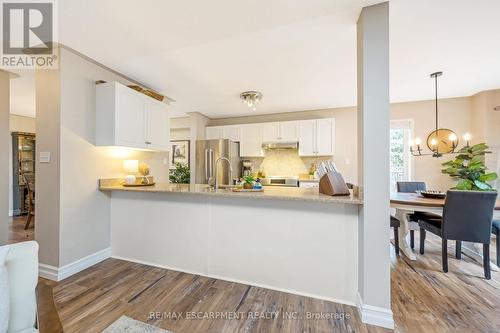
left=146, top=99, right=170, bottom=151
left=316, top=118, right=335, bottom=155
left=115, top=86, right=147, bottom=149
left=261, top=122, right=279, bottom=142
left=279, top=121, right=299, bottom=141
left=223, top=126, right=241, bottom=142
left=240, top=124, right=263, bottom=157
left=206, top=127, right=223, bottom=140
left=298, top=120, right=316, bottom=156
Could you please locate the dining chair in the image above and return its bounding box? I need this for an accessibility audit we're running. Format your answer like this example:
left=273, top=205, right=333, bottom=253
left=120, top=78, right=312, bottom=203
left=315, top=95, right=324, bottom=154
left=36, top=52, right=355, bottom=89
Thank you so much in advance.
left=23, top=172, right=35, bottom=230
left=492, top=220, right=499, bottom=265
left=418, top=190, right=498, bottom=279
left=395, top=181, right=441, bottom=249
left=390, top=216, right=400, bottom=255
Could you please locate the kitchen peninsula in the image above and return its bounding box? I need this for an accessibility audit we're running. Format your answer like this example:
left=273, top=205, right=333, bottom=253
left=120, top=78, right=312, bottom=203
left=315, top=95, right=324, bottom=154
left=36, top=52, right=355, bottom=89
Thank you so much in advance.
left=100, top=179, right=363, bottom=305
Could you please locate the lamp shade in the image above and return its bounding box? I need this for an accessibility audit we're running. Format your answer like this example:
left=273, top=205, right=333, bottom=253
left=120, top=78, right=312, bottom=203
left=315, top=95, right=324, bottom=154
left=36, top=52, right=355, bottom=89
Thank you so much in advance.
left=123, top=160, right=139, bottom=174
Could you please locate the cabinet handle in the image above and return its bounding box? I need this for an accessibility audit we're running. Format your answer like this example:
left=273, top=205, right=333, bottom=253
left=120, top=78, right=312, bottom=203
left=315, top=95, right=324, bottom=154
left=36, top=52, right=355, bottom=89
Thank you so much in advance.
left=145, top=141, right=152, bottom=144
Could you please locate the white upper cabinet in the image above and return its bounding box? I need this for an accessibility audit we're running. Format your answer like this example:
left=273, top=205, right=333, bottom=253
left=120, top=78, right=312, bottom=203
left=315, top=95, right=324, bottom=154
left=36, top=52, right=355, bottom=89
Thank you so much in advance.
left=239, top=124, right=263, bottom=157
left=315, top=118, right=335, bottom=155
left=206, top=126, right=223, bottom=140
left=146, top=99, right=170, bottom=151
left=205, top=125, right=240, bottom=141
left=298, top=118, right=335, bottom=156
left=298, top=120, right=316, bottom=156
left=223, top=126, right=240, bottom=142
left=96, top=81, right=170, bottom=151
left=279, top=121, right=299, bottom=141
left=261, top=122, right=280, bottom=142
left=261, top=121, right=298, bottom=142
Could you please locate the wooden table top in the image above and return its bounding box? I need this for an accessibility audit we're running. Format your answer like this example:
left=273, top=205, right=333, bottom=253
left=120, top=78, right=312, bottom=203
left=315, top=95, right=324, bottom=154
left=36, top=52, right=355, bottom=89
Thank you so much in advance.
left=390, top=192, right=500, bottom=210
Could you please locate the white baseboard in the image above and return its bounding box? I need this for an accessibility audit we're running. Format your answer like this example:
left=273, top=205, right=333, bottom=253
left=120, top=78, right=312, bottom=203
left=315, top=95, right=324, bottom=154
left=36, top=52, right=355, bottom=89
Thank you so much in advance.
left=356, top=292, right=394, bottom=329
left=39, top=247, right=111, bottom=281
left=111, top=255, right=356, bottom=307
left=8, top=210, right=14, bottom=217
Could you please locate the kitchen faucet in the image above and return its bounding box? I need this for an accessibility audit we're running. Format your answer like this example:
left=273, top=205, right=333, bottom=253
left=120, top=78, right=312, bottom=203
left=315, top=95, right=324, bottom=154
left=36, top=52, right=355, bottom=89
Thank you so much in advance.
left=214, top=157, right=233, bottom=190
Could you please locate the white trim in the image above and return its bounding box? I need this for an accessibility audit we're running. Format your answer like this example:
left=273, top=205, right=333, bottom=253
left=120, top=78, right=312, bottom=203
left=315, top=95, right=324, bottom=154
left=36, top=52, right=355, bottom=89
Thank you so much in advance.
left=111, top=255, right=356, bottom=307
left=356, top=292, right=394, bottom=329
left=39, top=247, right=111, bottom=281
left=8, top=210, right=14, bottom=217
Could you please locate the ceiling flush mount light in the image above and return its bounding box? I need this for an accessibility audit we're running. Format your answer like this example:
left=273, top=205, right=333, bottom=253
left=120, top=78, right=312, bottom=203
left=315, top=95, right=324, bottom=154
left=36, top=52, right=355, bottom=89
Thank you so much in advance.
left=410, top=72, right=471, bottom=158
left=240, top=91, right=262, bottom=111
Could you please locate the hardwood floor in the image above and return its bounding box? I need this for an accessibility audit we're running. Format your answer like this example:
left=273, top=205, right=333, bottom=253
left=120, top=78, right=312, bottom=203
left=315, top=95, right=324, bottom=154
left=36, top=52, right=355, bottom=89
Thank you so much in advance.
left=390, top=233, right=499, bottom=333
left=47, top=259, right=388, bottom=333
left=8, top=215, right=34, bottom=243
left=7, top=218, right=499, bottom=332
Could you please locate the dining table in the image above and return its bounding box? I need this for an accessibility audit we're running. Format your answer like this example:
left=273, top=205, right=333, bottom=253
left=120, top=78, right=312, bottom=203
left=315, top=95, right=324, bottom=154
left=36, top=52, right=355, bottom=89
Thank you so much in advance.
left=390, top=192, right=500, bottom=262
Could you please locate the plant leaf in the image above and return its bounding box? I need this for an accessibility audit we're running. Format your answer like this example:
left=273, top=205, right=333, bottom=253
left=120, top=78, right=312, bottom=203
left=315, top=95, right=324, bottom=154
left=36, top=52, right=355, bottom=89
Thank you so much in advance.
left=456, top=179, right=473, bottom=190
left=474, top=180, right=492, bottom=191
left=479, top=172, right=498, bottom=182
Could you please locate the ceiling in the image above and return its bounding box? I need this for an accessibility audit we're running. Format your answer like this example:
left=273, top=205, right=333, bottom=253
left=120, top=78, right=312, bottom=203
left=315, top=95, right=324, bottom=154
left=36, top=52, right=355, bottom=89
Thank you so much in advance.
left=10, top=0, right=500, bottom=118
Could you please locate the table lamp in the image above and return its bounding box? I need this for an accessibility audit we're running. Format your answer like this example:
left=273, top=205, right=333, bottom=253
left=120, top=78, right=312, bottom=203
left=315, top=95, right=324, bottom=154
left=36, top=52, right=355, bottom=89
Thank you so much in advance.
left=123, top=160, right=139, bottom=185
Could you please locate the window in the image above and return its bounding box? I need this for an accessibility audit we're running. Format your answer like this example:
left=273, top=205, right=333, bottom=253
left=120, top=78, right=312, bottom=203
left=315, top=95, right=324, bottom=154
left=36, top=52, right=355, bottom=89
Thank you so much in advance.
left=390, top=120, right=412, bottom=192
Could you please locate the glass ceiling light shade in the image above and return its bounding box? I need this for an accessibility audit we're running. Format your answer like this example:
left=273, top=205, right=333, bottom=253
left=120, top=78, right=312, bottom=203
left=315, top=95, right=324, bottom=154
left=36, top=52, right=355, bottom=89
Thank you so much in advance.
left=240, top=91, right=262, bottom=111
left=410, top=72, right=470, bottom=158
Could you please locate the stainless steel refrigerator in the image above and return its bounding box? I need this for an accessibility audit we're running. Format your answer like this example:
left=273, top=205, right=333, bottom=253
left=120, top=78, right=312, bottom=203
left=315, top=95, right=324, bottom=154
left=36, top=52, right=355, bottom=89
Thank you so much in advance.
left=195, top=139, right=241, bottom=185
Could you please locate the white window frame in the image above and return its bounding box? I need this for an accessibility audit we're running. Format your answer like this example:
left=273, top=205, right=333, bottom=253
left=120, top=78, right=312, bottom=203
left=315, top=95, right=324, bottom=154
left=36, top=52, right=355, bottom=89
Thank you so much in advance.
left=390, top=119, right=414, bottom=190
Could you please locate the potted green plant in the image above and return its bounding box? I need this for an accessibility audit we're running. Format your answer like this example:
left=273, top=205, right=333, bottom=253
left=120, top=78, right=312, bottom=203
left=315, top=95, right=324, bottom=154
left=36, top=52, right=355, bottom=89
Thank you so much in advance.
left=441, top=143, right=497, bottom=191
left=169, top=162, right=190, bottom=184
left=242, top=175, right=255, bottom=189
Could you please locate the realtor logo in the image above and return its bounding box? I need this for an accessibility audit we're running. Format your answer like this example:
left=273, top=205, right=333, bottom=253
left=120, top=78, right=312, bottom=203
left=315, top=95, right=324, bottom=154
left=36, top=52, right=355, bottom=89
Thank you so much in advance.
left=1, top=0, right=58, bottom=69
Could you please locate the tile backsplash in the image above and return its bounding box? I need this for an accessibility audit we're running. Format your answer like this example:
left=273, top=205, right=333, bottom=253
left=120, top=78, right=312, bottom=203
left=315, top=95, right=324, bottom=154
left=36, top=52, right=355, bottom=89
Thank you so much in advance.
left=244, top=149, right=331, bottom=177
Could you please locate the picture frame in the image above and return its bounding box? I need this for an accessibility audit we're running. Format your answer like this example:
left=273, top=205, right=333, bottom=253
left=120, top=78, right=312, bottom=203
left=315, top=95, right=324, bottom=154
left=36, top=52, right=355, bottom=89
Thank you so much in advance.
left=170, top=140, right=190, bottom=169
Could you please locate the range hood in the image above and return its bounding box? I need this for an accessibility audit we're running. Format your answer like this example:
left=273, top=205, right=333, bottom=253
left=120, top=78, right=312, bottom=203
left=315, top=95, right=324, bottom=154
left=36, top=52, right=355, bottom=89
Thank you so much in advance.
left=262, top=142, right=298, bottom=150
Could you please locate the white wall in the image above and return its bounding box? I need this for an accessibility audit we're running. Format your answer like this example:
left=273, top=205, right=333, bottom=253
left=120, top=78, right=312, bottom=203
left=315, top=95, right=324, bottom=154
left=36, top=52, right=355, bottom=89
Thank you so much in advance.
left=36, top=47, right=170, bottom=269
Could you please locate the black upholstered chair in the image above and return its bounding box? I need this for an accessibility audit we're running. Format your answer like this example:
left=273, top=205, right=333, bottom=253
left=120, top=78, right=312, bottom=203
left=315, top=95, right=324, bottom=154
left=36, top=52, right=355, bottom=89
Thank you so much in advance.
left=390, top=216, right=400, bottom=255
left=418, top=190, right=498, bottom=279
left=492, top=220, right=499, bottom=265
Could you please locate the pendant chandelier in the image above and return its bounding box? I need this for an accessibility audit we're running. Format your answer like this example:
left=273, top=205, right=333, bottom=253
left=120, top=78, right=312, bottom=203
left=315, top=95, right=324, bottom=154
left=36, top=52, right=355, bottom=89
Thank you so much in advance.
left=240, top=91, right=262, bottom=111
left=410, top=72, right=471, bottom=158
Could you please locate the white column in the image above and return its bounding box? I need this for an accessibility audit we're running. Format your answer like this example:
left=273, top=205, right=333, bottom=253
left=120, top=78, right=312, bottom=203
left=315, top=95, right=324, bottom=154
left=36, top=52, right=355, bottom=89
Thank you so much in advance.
left=356, top=3, right=393, bottom=329
left=0, top=71, right=10, bottom=245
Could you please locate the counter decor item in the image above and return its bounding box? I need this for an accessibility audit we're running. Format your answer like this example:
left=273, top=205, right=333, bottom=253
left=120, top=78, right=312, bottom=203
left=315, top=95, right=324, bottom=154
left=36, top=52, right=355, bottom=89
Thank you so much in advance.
left=317, top=161, right=350, bottom=196
left=441, top=142, right=498, bottom=191
left=169, top=162, right=190, bottom=184
left=417, top=190, right=446, bottom=199
left=138, top=162, right=152, bottom=184
left=123, top=160, right=138, bottom=185
left=242, top=175, right=255, bottom=189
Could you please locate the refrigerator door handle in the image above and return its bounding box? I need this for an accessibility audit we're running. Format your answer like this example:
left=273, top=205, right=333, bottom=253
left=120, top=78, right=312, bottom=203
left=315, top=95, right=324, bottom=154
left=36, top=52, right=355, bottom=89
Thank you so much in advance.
left=209, top=148, right=214, bottom=178
left=204, top=148, right=209, bottom=181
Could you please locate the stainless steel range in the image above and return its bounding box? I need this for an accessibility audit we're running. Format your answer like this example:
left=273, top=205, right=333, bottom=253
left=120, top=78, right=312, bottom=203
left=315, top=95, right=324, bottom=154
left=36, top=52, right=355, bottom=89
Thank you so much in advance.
left=260, top=176, right=299, bottom=187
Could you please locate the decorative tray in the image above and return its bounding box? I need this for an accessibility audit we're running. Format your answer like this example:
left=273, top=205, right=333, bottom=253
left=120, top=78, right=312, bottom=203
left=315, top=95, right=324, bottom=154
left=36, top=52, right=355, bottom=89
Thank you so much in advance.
left=417, top=190, right=446, bottom=199
left=123, top=182, right=156, bottom=187
left=231, top=188, right=264, bottom=192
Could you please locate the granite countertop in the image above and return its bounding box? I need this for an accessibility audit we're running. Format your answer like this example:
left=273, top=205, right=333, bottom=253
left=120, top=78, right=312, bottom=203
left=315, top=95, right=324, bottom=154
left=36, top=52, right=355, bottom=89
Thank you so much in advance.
left=99, top=179, right=363, bottom=205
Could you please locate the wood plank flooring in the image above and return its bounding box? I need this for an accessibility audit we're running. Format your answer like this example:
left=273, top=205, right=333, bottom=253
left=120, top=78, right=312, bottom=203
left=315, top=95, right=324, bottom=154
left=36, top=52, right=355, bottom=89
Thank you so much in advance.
left=7, top=217, right=499, bottom=332
left=8, top=215, right=34, bottom=243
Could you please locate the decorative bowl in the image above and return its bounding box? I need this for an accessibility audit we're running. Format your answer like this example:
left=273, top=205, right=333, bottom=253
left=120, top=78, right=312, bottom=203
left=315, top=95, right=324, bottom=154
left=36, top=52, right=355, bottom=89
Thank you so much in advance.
left=417, top=190, right=446, bottom=199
